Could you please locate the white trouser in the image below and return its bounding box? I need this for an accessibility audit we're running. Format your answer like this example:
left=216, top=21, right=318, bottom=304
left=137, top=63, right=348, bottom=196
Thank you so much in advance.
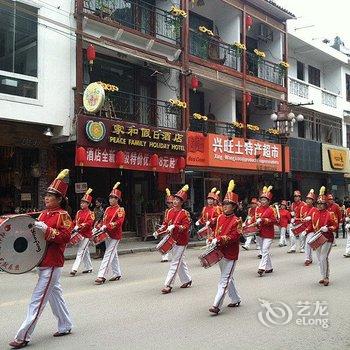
left=256, top=236, right=262, bottom=254
left=15, top=267, right=72, bottom=342
left=258, top=238, right=273, bottom=271
left=316, top=242, right=332, bottom=279
left=97, top=238, right=121, bottom=279
left=161, top=253, right=170, bottom=261
left=345, top=230, right=350, bottom=254
left=279, top=227, right=287, bottom=245
left=213, top=258, right=240, bottom=308
left=289, top=228, right=305, bottom=251
left=164, top=245, right=191, bottom=287
left=72, top=238, right=92, bottom=272
left=304, top=233, right=314, bottom=262
left=243, top=235, right=254, bottom=249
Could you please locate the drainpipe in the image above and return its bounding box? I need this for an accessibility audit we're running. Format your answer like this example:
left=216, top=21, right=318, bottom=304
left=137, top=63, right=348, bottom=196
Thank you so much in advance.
left=181, top=0, right=189, bottom=131
left=242, top=4, right=247, bottom=139
left=75, top=0, right=84, bottom=113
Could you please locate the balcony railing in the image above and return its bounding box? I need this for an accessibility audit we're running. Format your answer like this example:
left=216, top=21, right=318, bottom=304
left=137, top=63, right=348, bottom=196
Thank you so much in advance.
left=189, top=118, right=279, bottom=142
left=289, top=78, right=309, bottom=99
left=246, top=51, right=284, bottom=86
left=322, top=90, right=337, bottom=108
left=189, top=30, right=240, bottom=71
left=83, top=0, right=181, bottom=45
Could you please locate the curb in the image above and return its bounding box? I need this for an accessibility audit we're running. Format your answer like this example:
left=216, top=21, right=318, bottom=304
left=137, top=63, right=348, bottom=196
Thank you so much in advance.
left=64, top=240, right=206, bottom=260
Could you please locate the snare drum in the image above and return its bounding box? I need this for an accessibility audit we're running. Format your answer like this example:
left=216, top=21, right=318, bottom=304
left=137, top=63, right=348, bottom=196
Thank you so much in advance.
left=69, top=232, right=84, bottom=246
left=243, top=224, right=258, bottom=237
left=291, top=223, right=305, bottom=236
left=198, top=246, right=224, bottom=269
left=308, top=232, right=328, bottom=251
left=91, top=231, right=109, bottom=246
left=156, top=234, right=176, bottom=254
left=197, top=226, right=212, bottom=239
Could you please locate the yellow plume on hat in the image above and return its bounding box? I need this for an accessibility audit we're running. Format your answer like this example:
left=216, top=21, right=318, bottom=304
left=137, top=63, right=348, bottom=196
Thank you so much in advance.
left=267, top=186, right=273, bottom=192
left=227, top=180, right=235, bottom=193
left=166, top=188, right=171, bottom=197
left=216, top=190, right=220, bottom=195
left=319, top=186, right=326, bottom=196
left=211, top=187, right=217, bottom=193
left=113, top=182, right=120, bottom=189
left=263, top=186, right=268, bottom=193
left=309, top=189, right=314, bottom=194
left=56, top=169, right=69, bottom=180
left=85, top=188, right=93, bottom=195
left=181, top=184, right=189, bottom=192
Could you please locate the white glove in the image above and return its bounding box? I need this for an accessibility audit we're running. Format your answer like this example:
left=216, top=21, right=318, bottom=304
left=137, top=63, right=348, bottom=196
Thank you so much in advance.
left=291, top=218, right=295, bottom=224
left=73, top=225, right=79, bottom=231
left=206, top=239, right=211, bottom=246
left=300, top=230, right=307, bottom=238
left=291, top=211, right=295, bottom=217
left=210, top=238, right=218, bottom=246
left=153, top=232, right=158, bottom=239
left=345, top=223, right=350, bottom=230
left=346, top=217, right=350, bottom=223
left=92, top=227, right=98, bottom=235
left=34, top=221, right=48, bottom=232
left=256, top=218, right=262, bottom=225
left=100, top=225, right=107, bottom=231
left=205, top=220, right=210, bottom=227
left=195, top=221, right=200, bottom=226
left=320, top=226, right=328, bottom=233
left=304, top=216, right=311, bottom=222
left=167, top=224, right=175, bottom=232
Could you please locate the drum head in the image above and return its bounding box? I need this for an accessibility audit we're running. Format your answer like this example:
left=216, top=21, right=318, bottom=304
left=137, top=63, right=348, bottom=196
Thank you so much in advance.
left=0, top=215, right=47, bottom=274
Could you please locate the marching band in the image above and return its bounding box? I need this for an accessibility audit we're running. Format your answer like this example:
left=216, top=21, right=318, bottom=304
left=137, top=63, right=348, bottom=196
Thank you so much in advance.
left=3, top=169, right=350, bottom=349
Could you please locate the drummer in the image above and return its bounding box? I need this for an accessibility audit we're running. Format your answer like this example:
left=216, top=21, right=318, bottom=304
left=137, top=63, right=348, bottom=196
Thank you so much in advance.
left=70, top=188, right=95, bottom=276
left=94, top=182, right=125, bottom=285
left=195, top=187, right=220, bottom=232
left=161, top=185, right=192, bottom=294
left=242, top=198, right=258, bottom=251
left=207, top=180, right=242, bottom=315
left=305, top=187, right=336, bottom=286
left=256, top=186, right=277, bottom=277
left=9, top=170, right=73, bottom=349
left=153, top=188, right=174, bottom=263
left=278, top=200, right=291, bottom=247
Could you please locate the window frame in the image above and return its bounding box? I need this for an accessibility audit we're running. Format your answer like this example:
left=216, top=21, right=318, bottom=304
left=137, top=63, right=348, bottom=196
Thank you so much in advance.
left=297, top=61, right=304, bottom=81
left=308, top=65, right=321, bottom=87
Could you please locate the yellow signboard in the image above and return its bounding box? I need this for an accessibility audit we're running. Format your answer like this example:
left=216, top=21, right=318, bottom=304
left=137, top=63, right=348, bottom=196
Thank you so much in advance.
left=322, top=144, right=350, bottom=173
left=328, top=149, right=346, bottom=170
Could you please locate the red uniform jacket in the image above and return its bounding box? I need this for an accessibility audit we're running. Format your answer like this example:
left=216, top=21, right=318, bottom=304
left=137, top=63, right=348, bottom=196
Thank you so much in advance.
left=101, top=205, right=125, bottom=240
left=345, top=208, right=350, bottom=218
left=298, top=204, right=317, bottom=234
left=278, top=209, right=291, bottom=228
left=305, top=209, right=337, bottom=242
left=327, top=203, right=341, bottom=229
left=198, top=205, right=220, bottom=228
left=214, top=213, right=241, bottom=260
left=291, top=201, right=306, bottom=224
left=38, top=208, right=73, bottom=267
left=73, top=208, right=94, bottom=238
left=162, top=207, right=190, bottom=246
left=256, top=205, right=277, bottom=239
left=246, top=207, right=257, bottom=225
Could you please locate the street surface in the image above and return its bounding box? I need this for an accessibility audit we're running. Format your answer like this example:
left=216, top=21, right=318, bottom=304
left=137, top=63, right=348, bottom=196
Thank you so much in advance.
left=1, top=239, right=350, bottom=350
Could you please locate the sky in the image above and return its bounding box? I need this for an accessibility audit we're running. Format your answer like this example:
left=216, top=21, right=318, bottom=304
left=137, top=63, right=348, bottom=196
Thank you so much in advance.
left=276, top=0, right=350, bottom=46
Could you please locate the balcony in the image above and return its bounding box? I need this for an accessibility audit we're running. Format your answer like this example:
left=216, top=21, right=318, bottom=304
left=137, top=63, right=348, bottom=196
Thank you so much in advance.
left=87, top=90, right=182, bottom=130
left=246, top=51, right=284, bottom=86
left=189, top=30, right=240, bottom=71
left=82, top=0, right=181, bottom=45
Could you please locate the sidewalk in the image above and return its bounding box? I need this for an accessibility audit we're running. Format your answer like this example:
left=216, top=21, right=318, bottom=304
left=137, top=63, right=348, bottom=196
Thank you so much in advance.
left=64, top=238, right=206, bottom=260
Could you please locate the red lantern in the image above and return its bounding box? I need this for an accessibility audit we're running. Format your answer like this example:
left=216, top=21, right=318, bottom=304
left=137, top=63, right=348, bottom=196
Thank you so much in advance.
left=177, top=156, right=186, bottom=172
left=115, top=151, right=125, bottom=169
left=191, top=76, right=200, bottom=92
left=246, top=15, right=253, bottom=30
left=150, top=154, right=159, bottom=171
left=86, top=43, right=96, bottom=67
left=245, top=92, right=252, bottom=106
left=76, top=147, right=87, bottom=166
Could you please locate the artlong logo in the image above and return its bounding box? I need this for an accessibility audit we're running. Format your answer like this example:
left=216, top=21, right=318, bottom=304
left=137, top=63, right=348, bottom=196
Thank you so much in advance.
left=257, top=298, right=293, bottom=328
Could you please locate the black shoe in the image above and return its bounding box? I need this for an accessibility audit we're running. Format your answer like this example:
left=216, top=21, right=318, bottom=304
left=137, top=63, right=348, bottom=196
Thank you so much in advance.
left=265, top=269, right=273, bottom=273
left=82, top=269, right=93, bottom=274
left=228, top=301, right=241, bottom=307
left=53, top=329, right=71, bottom=337
left=257, top=254, right=262, bottom=259
left=109, top=276, right=121, bottom=281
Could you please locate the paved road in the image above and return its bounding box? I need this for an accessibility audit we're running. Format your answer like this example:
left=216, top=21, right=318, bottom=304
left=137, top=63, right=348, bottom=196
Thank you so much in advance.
left=1, top=239, right=350, bottom=350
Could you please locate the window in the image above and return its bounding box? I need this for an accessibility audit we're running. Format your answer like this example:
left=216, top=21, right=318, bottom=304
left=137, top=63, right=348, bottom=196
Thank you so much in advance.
left=297, top=61, right=304, bottom=81
left=308, top=65, right=320, bottom=87
left=346, top=74, right=350, bottom=102
left=0, top=1, right=38, bottom=98
left=347, top=125, right=350, bottom=149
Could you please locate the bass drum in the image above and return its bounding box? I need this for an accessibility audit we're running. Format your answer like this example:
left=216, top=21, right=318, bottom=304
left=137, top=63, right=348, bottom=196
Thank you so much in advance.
left=0, top=215, right=47, bottom=274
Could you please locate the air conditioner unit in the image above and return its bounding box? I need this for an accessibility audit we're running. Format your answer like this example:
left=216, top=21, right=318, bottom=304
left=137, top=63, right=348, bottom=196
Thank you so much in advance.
left=258, top=24, right=273, bottom=42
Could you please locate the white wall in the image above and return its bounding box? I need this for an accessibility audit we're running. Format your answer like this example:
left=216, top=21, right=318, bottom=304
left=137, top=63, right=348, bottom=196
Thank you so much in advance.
left=258, top=29, right=283, bottom=62
left=0, top=0, right=76, bottom=137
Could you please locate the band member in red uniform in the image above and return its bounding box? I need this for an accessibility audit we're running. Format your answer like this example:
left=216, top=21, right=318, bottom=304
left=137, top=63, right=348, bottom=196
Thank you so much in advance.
left=95, top=182, right=125, bottom=285
left=344, top=204, right=350, bottom=257
left=256, top=186, right=277, bottom=277
left=300, top=189, right=317, bottom=266
left=70, top=188, right=95, bottom=276
left=278, top=200, right=291, bottom=247
left=288, top=190, right=306, bottom=253
left=242, top=198, right=258, bottom=250
left=195, top=187, right=220, bottom=233
left=214, top=190, right=223, bottom=214
left=305, top=187, right=336, bottom=286
left=327, top=194, right=341, bottom=245
left=161, top=185, right=192, bottom=294
left=9, top=170, right=73, bottom=349
left=153, top=188, right=174, bottom=262
left=207, top=180, right=242, bottom=315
